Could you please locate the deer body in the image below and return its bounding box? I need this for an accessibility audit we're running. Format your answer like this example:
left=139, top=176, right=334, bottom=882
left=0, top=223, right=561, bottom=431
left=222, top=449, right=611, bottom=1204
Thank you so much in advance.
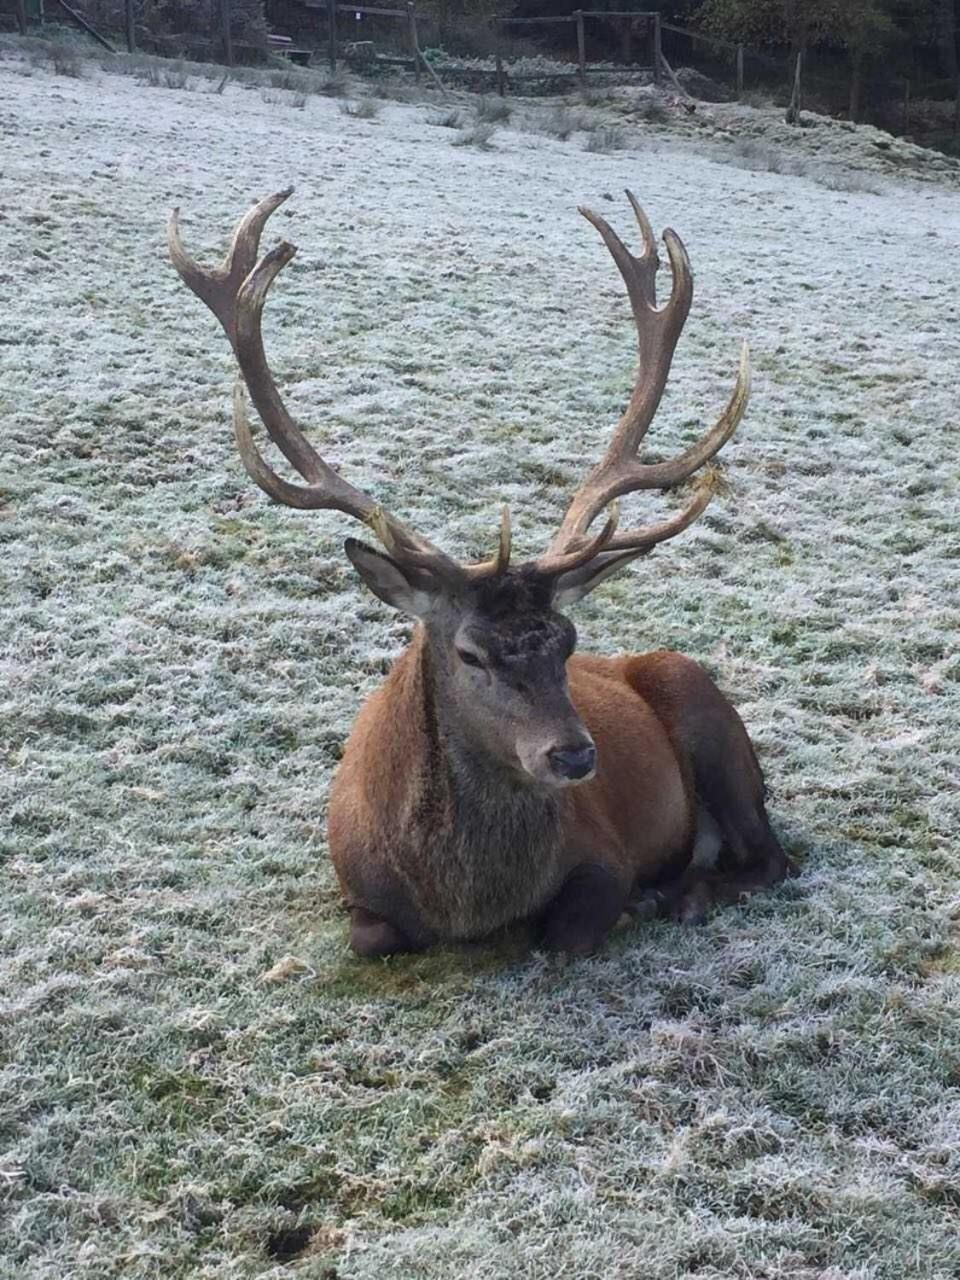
left=329, top=632, right=695, bottom=942
left=328, top=625, right=775, bottom=954
left=169, top=189, right=793, bottom=957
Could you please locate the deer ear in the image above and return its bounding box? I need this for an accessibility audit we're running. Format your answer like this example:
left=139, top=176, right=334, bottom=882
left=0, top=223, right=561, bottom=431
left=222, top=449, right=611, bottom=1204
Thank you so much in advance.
left=552, top=549, right=647, bottom=608
left=344, top=539, right=440, bottom=618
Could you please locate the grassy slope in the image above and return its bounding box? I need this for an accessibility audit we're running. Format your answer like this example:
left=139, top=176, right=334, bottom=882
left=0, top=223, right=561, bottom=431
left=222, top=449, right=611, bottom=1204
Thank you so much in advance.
left=1, top=50, right=959, bottom=1280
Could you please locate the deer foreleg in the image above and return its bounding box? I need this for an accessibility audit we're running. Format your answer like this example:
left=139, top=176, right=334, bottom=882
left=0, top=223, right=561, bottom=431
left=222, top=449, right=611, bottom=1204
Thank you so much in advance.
left=540, top=863, right=630, bottom=955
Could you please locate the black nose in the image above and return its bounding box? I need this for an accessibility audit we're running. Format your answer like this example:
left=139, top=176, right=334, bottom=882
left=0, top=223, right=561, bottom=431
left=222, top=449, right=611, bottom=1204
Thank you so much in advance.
left=548, top=743, right=597, bottom=781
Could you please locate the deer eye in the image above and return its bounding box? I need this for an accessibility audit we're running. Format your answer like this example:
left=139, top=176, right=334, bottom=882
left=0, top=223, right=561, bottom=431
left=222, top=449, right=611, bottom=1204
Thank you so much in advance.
left=456, top=648, right=484, bottom=669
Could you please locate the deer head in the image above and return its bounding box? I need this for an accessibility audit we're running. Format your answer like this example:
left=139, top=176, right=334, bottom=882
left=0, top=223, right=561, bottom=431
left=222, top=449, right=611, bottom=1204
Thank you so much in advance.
left=168, top=190, right=748, bottom=789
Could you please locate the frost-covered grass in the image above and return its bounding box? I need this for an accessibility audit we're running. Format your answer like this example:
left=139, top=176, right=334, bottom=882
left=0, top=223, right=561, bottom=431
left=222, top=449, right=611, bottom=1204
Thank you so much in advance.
left=2, top=41, right=960, bottom=1280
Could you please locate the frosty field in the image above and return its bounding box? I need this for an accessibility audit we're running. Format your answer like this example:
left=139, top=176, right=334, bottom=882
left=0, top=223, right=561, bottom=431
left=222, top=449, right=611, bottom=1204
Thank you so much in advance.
left=2, top=45, right=960, bottom=1280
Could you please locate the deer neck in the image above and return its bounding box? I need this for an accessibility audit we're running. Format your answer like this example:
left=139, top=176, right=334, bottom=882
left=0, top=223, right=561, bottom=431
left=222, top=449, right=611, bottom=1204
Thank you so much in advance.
left=393, top=627, right=564, bottom=938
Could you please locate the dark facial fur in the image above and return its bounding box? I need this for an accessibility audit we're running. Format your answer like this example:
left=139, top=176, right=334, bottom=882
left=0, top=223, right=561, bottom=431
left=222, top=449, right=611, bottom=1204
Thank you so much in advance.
left=461, top=568, right=578, bottom=673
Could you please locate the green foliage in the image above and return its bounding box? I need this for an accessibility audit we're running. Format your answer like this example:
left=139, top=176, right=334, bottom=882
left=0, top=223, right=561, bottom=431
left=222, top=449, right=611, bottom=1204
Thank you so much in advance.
left=696, top=0, right=902, bottom=55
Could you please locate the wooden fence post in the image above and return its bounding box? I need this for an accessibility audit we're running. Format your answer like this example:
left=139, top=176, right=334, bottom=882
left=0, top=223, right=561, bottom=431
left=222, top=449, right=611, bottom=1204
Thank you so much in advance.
left=407, top=3, right=420, bottom=82
left=124, top=0, right=135, bottom=52
left=785, top=48, right=802, bottom=124
left=495, top=48, right=505, bottom=97
left=652, top=12, right=661, bottom=85
left=736, top=43, right=744, bottom=98
left=218, top=0, right=234, bottom=66
left=15, top=0, right=28, bottom=34
left=575, top=9, right=585, bottom=89
left=327, top=0, right=337, bottom=71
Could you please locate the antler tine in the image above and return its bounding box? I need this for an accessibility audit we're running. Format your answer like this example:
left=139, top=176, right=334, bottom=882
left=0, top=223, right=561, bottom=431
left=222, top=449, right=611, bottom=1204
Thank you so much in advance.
left=537, top=193, right=749, bottom=577
left=491, top=504, right=512, bottom=576
left=168, top=188, right=293, bottom=348
left=579, top=191, right=660, bottom=319
left=169, top=191, right=461, bottom=575
left=536, top=501, right=620, bottom=578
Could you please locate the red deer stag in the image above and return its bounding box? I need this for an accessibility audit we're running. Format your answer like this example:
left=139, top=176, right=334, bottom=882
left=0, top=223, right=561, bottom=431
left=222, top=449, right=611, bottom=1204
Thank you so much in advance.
left=169, top=189, right=794, bottom=957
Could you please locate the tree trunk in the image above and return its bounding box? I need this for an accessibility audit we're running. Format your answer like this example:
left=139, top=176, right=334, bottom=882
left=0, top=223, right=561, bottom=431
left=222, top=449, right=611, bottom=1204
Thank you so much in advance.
left=936, top=0, right=958, bottom=83
left=849, top=47, right=863, bottom=121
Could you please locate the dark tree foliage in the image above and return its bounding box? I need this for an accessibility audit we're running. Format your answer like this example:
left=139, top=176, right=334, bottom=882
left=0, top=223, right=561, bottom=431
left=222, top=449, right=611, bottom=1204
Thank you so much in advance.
left=75, top=0, right=268, bottom=45
left=692, top=0, right=956, bottom=118
left=694, top=0, right=955, bottom=71
left=502, top=0, right=956, bottom=85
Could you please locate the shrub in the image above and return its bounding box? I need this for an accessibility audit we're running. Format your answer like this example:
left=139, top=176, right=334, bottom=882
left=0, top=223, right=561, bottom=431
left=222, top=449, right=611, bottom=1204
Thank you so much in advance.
left=49, top=42, right=84, bottom=77
left=812, top=165, right=883, bottom=194
left=476, top=96, right=511, bottom=123
left=340, top=98, right=382, bottom=119
left=452, top=123, right=497, bottom=150
left=741, top=89, right=775, bottom=110
left=262, top=87, right=307, bottom=108
left=268, top=68, right=310, bottom=92
left=428, top=109, right=463, bottom=128
left=316, top=70, right=349, bottom=97
left=139, top=60, right=191, bottom=89
left=727, top=138, right=806, bottom=176
left=583, top=125, right=627, bottom=152
left=537, top=106, right=589, bottom=140
left=634, top=96, right=669, bottom=124
left=579, top=85, right=613, bottom=107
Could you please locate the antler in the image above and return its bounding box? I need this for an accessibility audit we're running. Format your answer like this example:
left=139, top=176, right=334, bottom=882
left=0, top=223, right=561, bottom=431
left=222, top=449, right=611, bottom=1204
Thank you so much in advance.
left=536, top=192, right=750, bottom=578
left=168, top=190, right=508, bottom=579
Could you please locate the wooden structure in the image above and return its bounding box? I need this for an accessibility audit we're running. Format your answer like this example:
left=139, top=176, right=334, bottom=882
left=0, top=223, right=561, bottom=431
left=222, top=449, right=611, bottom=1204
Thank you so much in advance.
left=491, top=10, right=661, bottom=88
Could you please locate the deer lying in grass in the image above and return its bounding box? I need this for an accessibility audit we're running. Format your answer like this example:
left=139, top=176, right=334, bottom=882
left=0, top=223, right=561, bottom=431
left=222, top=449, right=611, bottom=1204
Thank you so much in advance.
left=169, top=189, right=794, bottom=957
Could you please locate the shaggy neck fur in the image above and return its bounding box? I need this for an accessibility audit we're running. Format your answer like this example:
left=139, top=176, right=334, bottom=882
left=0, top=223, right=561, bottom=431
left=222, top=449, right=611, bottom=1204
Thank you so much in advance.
left=391, top=628, right=564, bottom=940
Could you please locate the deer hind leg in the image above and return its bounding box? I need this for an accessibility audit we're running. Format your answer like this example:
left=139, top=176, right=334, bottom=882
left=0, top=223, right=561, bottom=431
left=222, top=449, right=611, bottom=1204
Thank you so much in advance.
left=623, top=652, right=797, bottom=923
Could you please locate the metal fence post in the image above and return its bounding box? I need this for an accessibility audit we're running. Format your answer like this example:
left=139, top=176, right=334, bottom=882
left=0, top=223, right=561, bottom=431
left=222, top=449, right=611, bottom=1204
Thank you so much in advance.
left=652, top=12, right=662, bottom=86
left=495, top=48, right=505, bottom=97
left=575, top=10, right=585, bottom=89
left=125, top=0, right=135, bottom=52
left=736, top=43, right=744, bottom=97
left=327, top=0, right=337, bottom=71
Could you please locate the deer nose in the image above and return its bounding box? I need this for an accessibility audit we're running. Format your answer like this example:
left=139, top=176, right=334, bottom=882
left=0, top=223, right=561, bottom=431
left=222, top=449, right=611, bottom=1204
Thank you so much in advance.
left=547, top=743, right=597, bottom=781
